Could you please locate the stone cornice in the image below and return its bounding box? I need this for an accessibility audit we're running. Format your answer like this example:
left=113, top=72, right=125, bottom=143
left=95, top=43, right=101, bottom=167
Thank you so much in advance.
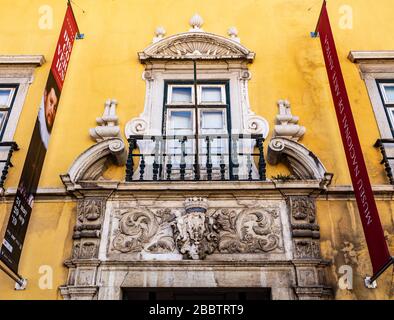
left=0, top=55, right=45, bottom=66
left=348, top=50, right=394, bottom=63
left=322, top=184, right=394, bottom=200
left=2, top=183, right=394, bottom=201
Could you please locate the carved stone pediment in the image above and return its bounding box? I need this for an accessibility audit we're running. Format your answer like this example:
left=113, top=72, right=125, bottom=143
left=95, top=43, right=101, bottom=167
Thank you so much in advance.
left=139, top=32, right=255, bottom=62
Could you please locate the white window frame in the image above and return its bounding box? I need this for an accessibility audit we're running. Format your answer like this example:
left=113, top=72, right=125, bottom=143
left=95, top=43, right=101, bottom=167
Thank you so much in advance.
left=0, top=86, right=18, bottom=140
left=166, top=108, right=195, bottom=133
left=167, top=84, right=195, bottom=106
left=198, top=84, right=226, bottom=105
left=0, top=55, right=45, bottom=142
left=379, top=83, right=394, bottom=105
left=386, top=107, right=394, bottom=129
left=199, top=108, right=227, bottom=132
left=0, top=87, right=17, bottom=108
left=167, top=84, right=227, bottom=107
left=348, top=51, right=394, bottom=139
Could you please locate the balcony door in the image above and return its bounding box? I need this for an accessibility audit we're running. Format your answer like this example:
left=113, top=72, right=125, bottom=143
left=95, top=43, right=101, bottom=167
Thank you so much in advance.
left=163, top=82, right=230, bottom=179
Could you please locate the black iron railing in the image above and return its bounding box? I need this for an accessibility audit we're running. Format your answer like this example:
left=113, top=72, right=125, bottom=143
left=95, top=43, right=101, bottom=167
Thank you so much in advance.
left=374, top=139, right=394, bottom=185
left=126, top=134, right=266, bottom=182
left=0, top=141, right=19, bottom=190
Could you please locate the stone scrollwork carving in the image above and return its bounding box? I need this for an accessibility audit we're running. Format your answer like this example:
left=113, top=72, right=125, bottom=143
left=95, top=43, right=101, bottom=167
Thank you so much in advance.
left=246, top=114, right=269, bottom=137
left=112, top=208, right=175, bottom=254
left=267, top=100, right=332, bottom=185
left=216, top=208, right=283, bottom=253
left=125, top=117, right=148, bottom=136
left=61, top=97, right=127, bottom=186
left=267, top=137, right=332, bottom=183
left=110, top=199, right=285, bottom=259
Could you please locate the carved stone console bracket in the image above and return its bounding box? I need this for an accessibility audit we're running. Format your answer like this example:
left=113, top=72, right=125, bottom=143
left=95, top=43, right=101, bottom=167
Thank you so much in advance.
left=287, top=195, right=332, bottom=300
left=267, top=137, right=333, bottom=187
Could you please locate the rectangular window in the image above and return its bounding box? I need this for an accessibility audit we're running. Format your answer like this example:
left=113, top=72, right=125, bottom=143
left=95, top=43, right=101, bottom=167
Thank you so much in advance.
left=0, top=86, right=18, bottom=140
left=168, top=85, right=194, bottom=105
left=167, top=84, right=226, bottom=106
left=164, top=81, right=230, bottom=176
left=199, top=85, right=225, bottom=104
left=379, top=83, right=394, bottom=104
left=200, top=110, right=225, bottom=130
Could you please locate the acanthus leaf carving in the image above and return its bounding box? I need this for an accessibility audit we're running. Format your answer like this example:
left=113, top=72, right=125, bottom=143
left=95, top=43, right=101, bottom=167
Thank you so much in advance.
left=112, top=208, right=175, bottom=254
left=216, top=208, right=283, bottom=254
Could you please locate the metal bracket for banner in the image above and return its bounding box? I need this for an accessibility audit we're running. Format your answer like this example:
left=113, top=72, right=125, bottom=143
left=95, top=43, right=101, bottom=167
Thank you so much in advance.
left=364, top=257, right=394, bottom=289
left=0, top=263, right=27, bottom=290
left=310, top=31, right=320, bottom=38
left=76, top=33, right=85, bottom=40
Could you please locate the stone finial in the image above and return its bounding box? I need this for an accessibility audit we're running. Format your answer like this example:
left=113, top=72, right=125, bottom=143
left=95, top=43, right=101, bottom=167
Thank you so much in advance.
left=273, top=100, right=306, bottom=141
left=189, top=13, right=204, bottom=32
left=153, top=26, right=166, bottom=43
left=228, top=26, right=240, bottom=43
left=89, top=99, right=121, bottom=142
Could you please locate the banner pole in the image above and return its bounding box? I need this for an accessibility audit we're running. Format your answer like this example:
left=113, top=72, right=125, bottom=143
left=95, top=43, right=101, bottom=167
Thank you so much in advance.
left=67, top=0, right=84, bottom=40
left=365, top=257, right=394, bottom=288
left=0, top=262, right=26, bottom=289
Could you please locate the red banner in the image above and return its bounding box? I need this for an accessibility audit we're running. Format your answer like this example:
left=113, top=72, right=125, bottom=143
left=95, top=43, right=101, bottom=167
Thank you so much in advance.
left=51, top=4, right=79, bottom=90
left=316, top=1, right=392, bottom=276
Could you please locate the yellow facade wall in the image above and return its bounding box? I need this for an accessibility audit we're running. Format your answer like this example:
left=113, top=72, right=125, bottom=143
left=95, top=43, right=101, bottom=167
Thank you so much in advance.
left=0, top=0, right=392, bottom=299
left=318, top=200, right=394, bottom=300
left=0, top=201, right=75, bottom=299
left=0, top=0, right=391, bottom=188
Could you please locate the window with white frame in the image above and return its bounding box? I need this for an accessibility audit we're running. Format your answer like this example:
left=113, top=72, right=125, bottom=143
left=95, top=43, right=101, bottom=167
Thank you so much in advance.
left=348, top=51, right=394, bottom=184
left=0, top=85, right=18, bottom=141
left=164, top=82, right=229, bottom=172
left=377, top=80, right=394, bottom=136
left=0, top=55, right=45, bottom=142
left=0, top=55, right=44, bottom=187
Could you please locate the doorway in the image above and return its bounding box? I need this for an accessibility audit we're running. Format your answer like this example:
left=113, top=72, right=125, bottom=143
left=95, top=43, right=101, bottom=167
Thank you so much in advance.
left=122, top=287, right=271, bottom=300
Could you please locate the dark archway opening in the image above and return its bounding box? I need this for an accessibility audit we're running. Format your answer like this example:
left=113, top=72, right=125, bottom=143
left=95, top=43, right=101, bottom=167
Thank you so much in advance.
left=122, top=287, right=271, bottom=300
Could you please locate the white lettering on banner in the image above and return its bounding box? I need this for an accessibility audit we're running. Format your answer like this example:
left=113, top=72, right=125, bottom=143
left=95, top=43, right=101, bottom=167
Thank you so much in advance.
left=55, top=29, right=72, bottom=83
left=323, top=34, right=373, bottom=226
left=2, top=239, right=12, bottom=253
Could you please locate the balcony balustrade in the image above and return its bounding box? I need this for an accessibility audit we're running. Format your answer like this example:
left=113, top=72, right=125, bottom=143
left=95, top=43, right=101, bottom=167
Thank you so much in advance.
left=125, top=134, right=266, bottom=182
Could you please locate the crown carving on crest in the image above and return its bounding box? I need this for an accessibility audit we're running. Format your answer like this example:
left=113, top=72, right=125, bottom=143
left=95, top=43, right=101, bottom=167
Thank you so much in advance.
left=184, top=197, right=209, bottom=214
